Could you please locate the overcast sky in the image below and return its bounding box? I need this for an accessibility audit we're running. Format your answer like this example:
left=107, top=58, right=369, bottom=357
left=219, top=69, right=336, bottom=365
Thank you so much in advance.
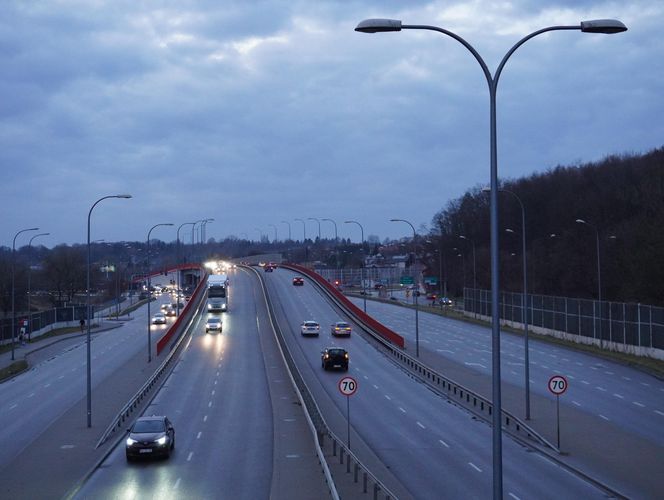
left=1, top=1, right=662, bottom=247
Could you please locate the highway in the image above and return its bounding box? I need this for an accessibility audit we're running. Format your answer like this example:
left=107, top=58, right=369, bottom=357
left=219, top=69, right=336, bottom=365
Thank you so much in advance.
left=74, top=270, right=274, bottom=499
left=0, top=277, right=175, bottom=470
left=348, top=296, right=664, bottom=446
left=263, top=267, right=608, bottom=499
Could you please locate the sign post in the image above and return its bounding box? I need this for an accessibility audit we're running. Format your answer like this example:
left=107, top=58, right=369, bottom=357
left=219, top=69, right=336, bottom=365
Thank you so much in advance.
left=338, top=376, right=358, bottom=449
left=548, top=375, right=568, bottom=449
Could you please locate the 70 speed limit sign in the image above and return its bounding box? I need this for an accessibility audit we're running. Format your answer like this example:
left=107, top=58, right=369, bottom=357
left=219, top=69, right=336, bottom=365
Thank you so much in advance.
left=338, top=376, right=358, bottom=396
left=548, top=375, right=568, bottom=395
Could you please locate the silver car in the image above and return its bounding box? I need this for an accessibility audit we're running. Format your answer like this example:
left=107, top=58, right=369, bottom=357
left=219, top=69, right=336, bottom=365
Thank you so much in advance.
left=300, top=320, right=320, bottom=336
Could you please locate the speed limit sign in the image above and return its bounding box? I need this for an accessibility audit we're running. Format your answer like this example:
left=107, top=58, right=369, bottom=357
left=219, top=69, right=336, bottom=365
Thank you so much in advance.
left=548, top=375, right=568, bottom=395
left=338, top=376, right=358, bottom=396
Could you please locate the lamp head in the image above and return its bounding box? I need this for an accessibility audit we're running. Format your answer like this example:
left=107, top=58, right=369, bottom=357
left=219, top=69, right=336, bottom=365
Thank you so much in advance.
left=355, top=19, right=402, bottom=33
left=580, top=19, right=627, bottom=34
left=116, top=194, right=132, bottom=199
left=575, top=219, right=586, bottom=224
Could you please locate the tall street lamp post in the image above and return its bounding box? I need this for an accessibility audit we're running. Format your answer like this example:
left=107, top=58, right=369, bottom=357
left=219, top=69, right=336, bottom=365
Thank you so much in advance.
left=294, top=218, right=306, bottom=242
left=576, top=218, right=604, bottom=347
left=356, top=17, right=626, bottom=498
left=280, top=220, right=292, bottom=241
left=391, top=218, right=420, bottom=357
left=86, top=194, right=131, bottom=427
left=12, top=227, right=39, bottom=360
left=344, top=220, right=366, bottom=313
left=26, top=232, right=50, bottom=342
left=176, top=222, right=196, bottom=318
left=147, top=223, right=174, bottom=362
left=322, top=218, right=339, bottom=269
left=308, top=217, right=321, bottom=241
left=201, top=218, right=214, bottom=246
left=268, top=223, right=278, bottom=242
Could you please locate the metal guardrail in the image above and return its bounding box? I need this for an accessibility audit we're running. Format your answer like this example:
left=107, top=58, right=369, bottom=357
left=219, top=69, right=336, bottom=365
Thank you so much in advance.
left=247, top=265, right=397, bottom=500
left=94, top=280, right=207, bottom=449
left=293, top=265, right=559, bottom=454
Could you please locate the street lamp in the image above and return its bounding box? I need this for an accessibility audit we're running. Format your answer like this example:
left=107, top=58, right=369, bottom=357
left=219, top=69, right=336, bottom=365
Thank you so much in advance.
left=308, top=217, right=321, bottom=241
left=294, top=218, right=306, bottom=242
left=356, top=17, right=626, bottom=497
left=344, top=220, right=366, bottom=312
left=86, top=194, right=131, bottom=427
left=254, top=227, right=263, bottom=242
left=268, top=223, right=278, bottom=242
left=176, top=222, right=196, bottom=317
left=575, top=218, right=604, bottom=347
left=201, top=218, right=214, bottom=245
left=147, top=223, right=174, bottom=363
left=390, top=218, right=420, bottom=357
left=26, top=232, right=50, bottom=343
left=322, top=218, right=339, bottom=269
left=459, top=235, right=477, bottom=319
left=280, top=220, right=292, bottom=241
left=11, top=227, right=39, bottom=360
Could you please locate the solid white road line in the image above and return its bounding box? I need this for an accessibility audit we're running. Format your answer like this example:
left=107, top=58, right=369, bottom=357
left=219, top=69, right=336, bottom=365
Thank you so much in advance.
left=469, top=462, right=482, bottom=472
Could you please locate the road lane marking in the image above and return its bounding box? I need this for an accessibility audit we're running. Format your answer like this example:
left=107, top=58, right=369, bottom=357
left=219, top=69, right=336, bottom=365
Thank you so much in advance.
left=373, top=384, right=379, bottom=390
left=197, top=432, right=202, bottom=439
left=187, top=452, right=193, bottom=461
left=211, top=390, right=215, bottom=395
left=581, top=380, right=590, bottom=385
left=596, top=387, right=607, bottom=392
left=464, top=362, right=487, bottom=368
left=204, top=415, right=208, bottom=422
left=174, top=478, right=181, bottom=489
left=44, top=383, right=51, bottom=388
left=655, top=410, right=664, bottom=417
left=399, top=407, right=406, bottom=413
left=385, top=395, right=391, bottom=401
left=438, top=439, right=449, bottom=448
left=509, top=493, right=521, bottom=500
left=469, top=463, right=482, bottom=472
left=622, top=376, right=631, bottom=381
left=640, top=382, right=650, bottom=387
left=599, top=414, right=610, bottom=421
left=633, top=401, right=645, bottom=408
left=572, top=401, right=581, bottom=407
left=613, top=394, right=624, bottom=399
left=9, top=404, right=17, bottom=410
left=27, top=393, right=35, bottom=398
left=416, top=422, right=426, bottom=429
left=208, top=401, right=212, bottom=407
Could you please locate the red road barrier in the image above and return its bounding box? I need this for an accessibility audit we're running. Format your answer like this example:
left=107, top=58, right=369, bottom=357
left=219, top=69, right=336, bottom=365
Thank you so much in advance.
left=282, top=263, right=405, bottom=349
left=156, top=267, right=206, bottom=356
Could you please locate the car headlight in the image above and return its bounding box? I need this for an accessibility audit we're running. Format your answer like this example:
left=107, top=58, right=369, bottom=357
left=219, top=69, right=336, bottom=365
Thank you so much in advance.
left=156, top=436, right=167, bottom=446
left=126, top=437, right=137, bottom=446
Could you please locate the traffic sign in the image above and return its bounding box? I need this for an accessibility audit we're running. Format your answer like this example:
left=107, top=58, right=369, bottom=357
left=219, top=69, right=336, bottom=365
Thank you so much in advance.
left=548, top=375, right=568, bottom=396
left=424, top=276, right=438, bottom=285
left=400, top=276, right=414, bottom=285
left=338, top=376, right=358, bottom=396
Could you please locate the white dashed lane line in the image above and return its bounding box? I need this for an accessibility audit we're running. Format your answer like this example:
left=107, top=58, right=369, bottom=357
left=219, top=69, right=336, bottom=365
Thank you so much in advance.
left=599, top=414, right=610, bottom=421
left=187, top=452, right=193, bottom=461
left=384, top=395, right=391, bottom=401
left=439, top=439, right=449, bottom=448
left=399, top=407, right=407, bottom=414
left=469, top=462, right=482, bottom=472
left=655, top=410, right=664, bottom=417
left=416, top=422, right=426, bottom=429
left=633, top=401, right=645, bottom=408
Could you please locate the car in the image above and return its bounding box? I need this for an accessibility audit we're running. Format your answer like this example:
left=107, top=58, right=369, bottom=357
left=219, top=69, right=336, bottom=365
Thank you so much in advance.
left=439, top=297, right=453, bottom=306
left=331, top=321, right=352, bottom=336
left=321, top=347, right=349, bottom=371
left=300, top=320, right=320, bottom=336
left=126, top=415, right=175, bottom=461
left=205, top=316, right=222, bottom=333
left=264, top=265, right=274, bottom=272
left=292, top=277, right=304, bottom=286
left=151, top=312, right=167, bottom=325
left=164, top=306, right=176, bottom=317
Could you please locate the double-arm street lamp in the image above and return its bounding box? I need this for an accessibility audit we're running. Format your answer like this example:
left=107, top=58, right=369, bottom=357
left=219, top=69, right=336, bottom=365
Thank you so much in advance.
left=575, top=218, right=604, bottom=347
left=268, top=223, right=278, bottom=242
left=344, top=220, right=366, bottom=312
left=86, top=194, right=132, bottom=427
left=147, top=223, right=174, bottom=363
left=11, top=227, right=39, bottom=360
left=355, top=16, right=626, bottom=498
left=26, top=232, right=50, bottom=342
left=390, top=218, right=420, bottom=357
left=322, top=218, right=339, bottom=268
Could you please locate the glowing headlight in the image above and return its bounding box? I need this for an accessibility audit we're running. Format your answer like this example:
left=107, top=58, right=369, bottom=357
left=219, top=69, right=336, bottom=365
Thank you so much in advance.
left=156, top=436, right=167, bottom=446
left=126, top=437, right=137, bottom=446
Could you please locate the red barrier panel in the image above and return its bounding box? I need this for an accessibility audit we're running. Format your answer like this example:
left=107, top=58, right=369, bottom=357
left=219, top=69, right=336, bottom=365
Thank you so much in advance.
left=282, top=264, right=405, bottom=349
left=156, top=267, right=207, bottom=356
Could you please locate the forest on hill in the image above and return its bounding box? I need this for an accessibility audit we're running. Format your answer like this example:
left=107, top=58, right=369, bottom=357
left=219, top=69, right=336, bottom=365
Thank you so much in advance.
left=429, top=146, right=664, bottom=306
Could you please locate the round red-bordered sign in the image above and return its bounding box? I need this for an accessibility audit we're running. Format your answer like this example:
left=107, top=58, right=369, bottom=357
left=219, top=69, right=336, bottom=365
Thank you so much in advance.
left=548, top=375, right=568, bottom=395
left=338, top=376, right=358, bottom=396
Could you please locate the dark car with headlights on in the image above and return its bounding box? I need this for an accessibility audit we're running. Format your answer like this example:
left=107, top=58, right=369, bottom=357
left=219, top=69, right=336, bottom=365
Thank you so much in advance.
left=292, top=276, right=304, bottom=286
left=126, top=416, right=175, bottom=461
left=321, top=347, right=349, bottom=371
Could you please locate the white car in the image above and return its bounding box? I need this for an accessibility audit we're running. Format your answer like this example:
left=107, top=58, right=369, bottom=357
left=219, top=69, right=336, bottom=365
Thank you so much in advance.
left=206, top=316, right=223, bottom=333
left=151, top=312, right=167, bottom=325
left=300, top=320, right=320, bottom=337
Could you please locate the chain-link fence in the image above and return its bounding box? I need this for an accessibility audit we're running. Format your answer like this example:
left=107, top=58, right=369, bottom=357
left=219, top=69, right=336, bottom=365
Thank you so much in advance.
left=465, top=288, right=663, bottom=352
